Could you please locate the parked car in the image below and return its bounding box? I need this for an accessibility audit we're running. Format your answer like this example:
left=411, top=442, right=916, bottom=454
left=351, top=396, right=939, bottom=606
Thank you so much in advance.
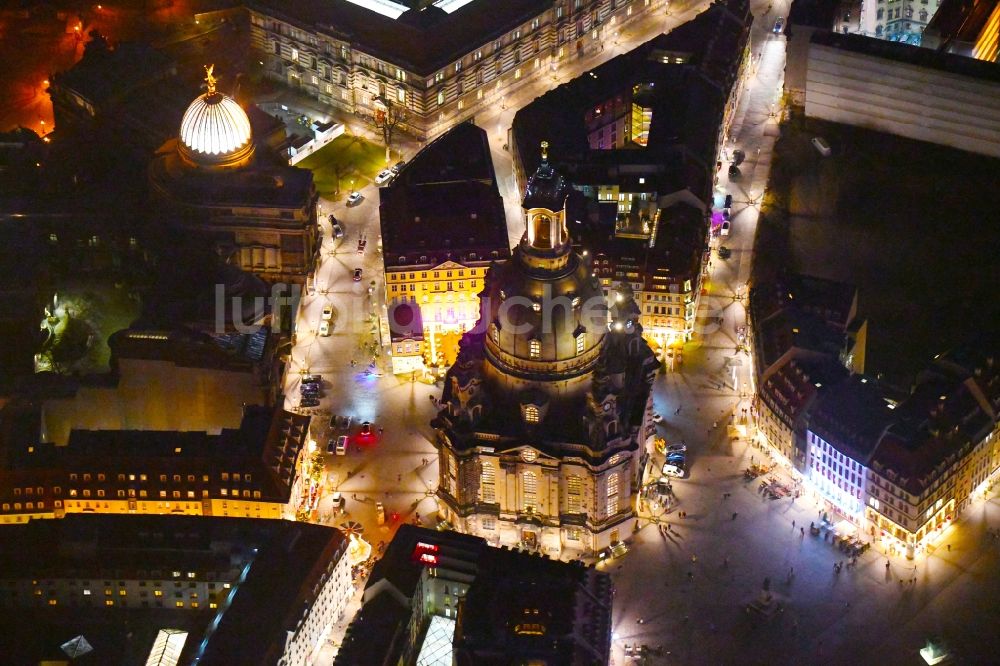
left=321, top=305, right=334, bottom=321
left=666, top=443, right=687, bottom=454
left=661, top=463, right=686, bottom=478
left=332, top=222, right=344, bottom=238
left=724, top=194, right=733, bottom=209
left=359, top=421, right=373, bottom=440
left=303, top=374, right=322, bottom=384
left=773, top=16, right=784, bottom=33
left=722, top=208, right=731, bottom=221
left=374, top=169, right=394, bottom=186
left=331, top=491, right=344, bottom=508
left=335, top=435, right=348, bottom=455
left=728, top=165, right=740, bottom=179
left=353, top=268, right=363, bottom=282
left=652, top=413, right=664, bottom=424
left=812, top=136, right=832, bottom=157
left=375, top=501, right=386, bottom=525
left=721, top=220, right=731, bottom=236
left=391, top=160, right=405, bottom=175
left=301, top=383, right=321, bottom=396
left=300, top=397, right=320, bottom=408
left=346, top=191, right=363, bottom=206
left=718, top=245, right=732, bottom=259
left=319, top=320, right=331, bottom=336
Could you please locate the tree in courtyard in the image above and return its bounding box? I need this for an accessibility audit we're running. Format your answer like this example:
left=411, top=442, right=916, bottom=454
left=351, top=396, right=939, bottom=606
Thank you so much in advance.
left=369, top=96, right=408, bottom=165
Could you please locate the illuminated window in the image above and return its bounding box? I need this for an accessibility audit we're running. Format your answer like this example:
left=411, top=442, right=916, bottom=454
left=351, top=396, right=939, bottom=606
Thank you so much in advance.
left=105, top=599, right=114, bottom=606
left=567, top=475, right=583, bottom=513
left=291, top=48, right=299, bottom=61
left=480, top=463, right=496, bottom=503
left=522, top=471, right=537, bottom=511
left=529, top=339, right=541, bottom=359
left=397, top=87, right=405, bottom=103
left=606, top=472, right=620, bottom=516
left=525, top=405, right=540, bottom=424
left=576, top=333, right=585, bottom=355
left=437, top=91, right=445, bottom=106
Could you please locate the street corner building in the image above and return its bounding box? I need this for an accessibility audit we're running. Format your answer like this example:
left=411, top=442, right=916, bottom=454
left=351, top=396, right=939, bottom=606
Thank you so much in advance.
left=335, top=524, right=613, bottom=665
left=246, top=0, right=670, bottom=141
left=430, top=147, right=658, bottom=557
left=0, top=514, right=353, bottom=666
left=149, top=67, right=319, bottom=285
left=378, top=121, right=511, bottom=374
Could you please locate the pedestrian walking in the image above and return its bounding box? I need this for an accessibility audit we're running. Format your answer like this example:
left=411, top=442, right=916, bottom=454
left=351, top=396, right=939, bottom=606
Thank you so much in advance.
left=732, top=512, right=738, bottom=521
left=800, top=527, right=805, bottom=537
left=947, top=544, right=951, bottom=552
left=792, top=520, right=796, bottom=528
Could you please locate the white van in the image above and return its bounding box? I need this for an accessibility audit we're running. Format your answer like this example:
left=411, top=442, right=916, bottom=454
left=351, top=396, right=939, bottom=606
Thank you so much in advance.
left=661, top=462, right=686, bottom=478
left=812, top=137, right=832, bottom=157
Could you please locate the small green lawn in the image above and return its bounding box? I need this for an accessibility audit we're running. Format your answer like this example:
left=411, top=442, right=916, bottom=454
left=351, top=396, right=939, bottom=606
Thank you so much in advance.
left=297, top=134, right=397, bottom=200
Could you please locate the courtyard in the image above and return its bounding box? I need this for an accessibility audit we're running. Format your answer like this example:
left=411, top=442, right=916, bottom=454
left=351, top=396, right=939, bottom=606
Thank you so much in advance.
left=295, top=133, right=397, bottom=200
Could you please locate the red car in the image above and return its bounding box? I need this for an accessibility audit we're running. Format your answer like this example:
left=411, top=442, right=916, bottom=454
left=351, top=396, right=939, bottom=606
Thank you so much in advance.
left=353, top=268, right=363, bottom=281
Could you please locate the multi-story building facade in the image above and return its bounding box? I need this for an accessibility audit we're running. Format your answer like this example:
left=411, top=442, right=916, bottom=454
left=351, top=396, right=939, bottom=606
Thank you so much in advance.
left=749, top=273, right=866, bottom=471
left=864, top=354, right=999, bottom=558
left=380, top=122, right=511, bottom=373
left=431, top=151, right=657, bottom=557
left=248, top=0, right=667, bottom=141
left=0, top=515, right=352, bottom=666
left=0, top=404, right=309, bottom=524
left=806, top=374, right=894, bottom=520
left=512, top=0, right=753, bottom=351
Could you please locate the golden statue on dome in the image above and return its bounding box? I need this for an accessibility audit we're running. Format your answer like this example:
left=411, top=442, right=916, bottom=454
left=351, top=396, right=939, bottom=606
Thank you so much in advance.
left=204, top=64, right=217, bottom=95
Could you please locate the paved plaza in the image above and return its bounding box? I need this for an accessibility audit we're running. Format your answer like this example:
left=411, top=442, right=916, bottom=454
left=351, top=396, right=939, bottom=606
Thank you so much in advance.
left=275, top=1, right=1000, bottom=663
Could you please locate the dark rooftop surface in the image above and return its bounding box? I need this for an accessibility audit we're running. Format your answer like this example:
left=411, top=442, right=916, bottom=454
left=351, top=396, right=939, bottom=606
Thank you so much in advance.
left=512, top=0, right=751, bottom=202
left=809, top=29, right=1000, bottom=83
left=454, top=548, right=611, bottom=665
left=0, top=515, right=347, bottom=666
left=380, top=123, right=510, bottom=268
left=787, top=0, right=840, bottom=30
left=247, top=0, right=550, bottom=75
left=51, top=40, right=175, bottom=108
left=809, top=374, right=893, bottom=461
left=761, top=354, right=848, bottom=428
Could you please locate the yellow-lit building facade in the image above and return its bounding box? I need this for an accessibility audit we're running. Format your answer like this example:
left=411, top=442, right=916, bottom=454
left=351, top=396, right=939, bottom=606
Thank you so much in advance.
left=385, top=260, right=492, bottom=372
left=378, top=123, right=512, bottom=375
left=0, top=406, right=309, bottom=526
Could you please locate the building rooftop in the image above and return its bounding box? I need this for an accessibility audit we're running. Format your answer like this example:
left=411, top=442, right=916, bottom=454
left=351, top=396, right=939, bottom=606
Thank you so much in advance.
left=512, top=0, right=751, bottom=202
left=787, top=0, right=840, bottom=30
left=808, top=374, right=893, bottom=462
left=337, top=525, right=611, bottom=665
left=50, top=39, right=176, bottom=110
left=0, top=405, right=310, bottom=511
left=453, top=547, right=612, bottom=665
left=809, top=29, right=1000, bottom=82
left=0, top=514, right=346, bottom=666
left=761, top=354, right=848, bottom=429
left=247, top=0, right=550, bottom=76
left=379, top=122, right=510, bottom=269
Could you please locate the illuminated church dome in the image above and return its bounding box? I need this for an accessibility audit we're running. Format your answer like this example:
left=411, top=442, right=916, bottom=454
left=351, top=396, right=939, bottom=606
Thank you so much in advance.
left=178, top=65, right=254, bottom=169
